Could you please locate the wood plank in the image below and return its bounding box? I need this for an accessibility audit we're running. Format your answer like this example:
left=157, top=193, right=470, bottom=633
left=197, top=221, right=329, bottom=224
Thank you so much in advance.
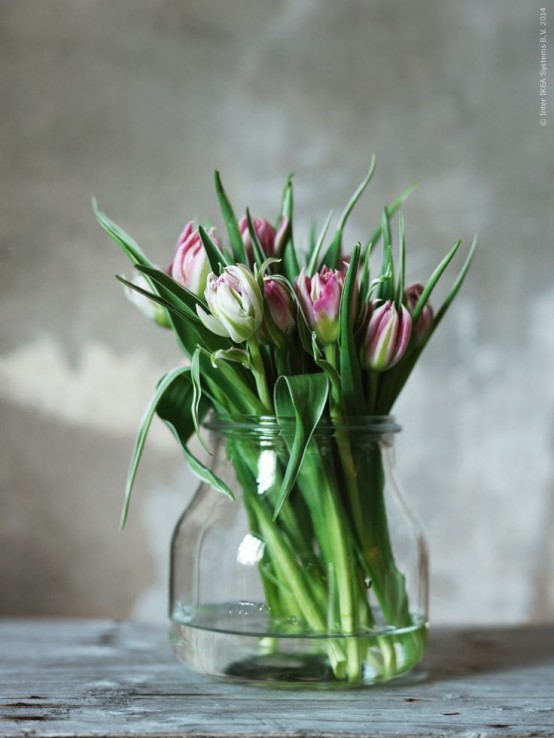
left=0, top=620, right=553, bottom=737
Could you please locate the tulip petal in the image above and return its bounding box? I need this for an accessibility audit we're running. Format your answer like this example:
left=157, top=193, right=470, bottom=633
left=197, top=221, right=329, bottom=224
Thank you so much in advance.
left=196, top=305, right=231, bottom=338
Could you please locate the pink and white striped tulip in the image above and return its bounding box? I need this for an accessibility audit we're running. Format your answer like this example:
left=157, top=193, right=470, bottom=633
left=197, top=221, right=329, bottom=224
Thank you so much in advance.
left=196, top=264, right=264, bottom=344
left=404, top=282, right=434, bottom=344
left=263, top=277, right=295, bottom=337
left=295, top=267, right=344, bottom=345
left=360, top=300, right=412, bottom=371
left=239, top=216, right=276, bottom=259
left=170, top=221, right=218, bottom=298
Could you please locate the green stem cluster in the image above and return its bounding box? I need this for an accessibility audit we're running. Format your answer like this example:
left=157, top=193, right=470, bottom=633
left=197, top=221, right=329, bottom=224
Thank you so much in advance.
left=226, top=417, right=425, bottom=684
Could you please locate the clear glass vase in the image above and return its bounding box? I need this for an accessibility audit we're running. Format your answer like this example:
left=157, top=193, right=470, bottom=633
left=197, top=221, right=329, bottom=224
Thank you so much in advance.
left=169, top=415, right=428, bottom=688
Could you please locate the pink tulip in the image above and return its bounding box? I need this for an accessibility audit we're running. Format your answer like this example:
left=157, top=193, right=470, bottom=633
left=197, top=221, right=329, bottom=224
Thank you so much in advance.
left=170, top=221, right=218, bottom=298
left=404, top=282, right=434, bottom=344
left=239, top=216, right=276, bottom=259
left=361, top=300, right=412, bottom=371
left=263, top=277, right=295, bottom=336
left=295, top=267, right=344, bottom=345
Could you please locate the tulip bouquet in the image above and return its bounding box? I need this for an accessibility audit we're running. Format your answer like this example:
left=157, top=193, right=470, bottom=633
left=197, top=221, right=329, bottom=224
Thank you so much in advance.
left=95, top=158, right=475, bottom=684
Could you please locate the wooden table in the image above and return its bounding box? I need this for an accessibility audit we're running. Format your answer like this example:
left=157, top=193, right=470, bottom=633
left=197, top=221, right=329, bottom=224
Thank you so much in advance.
left=1, top=620, right=553, bottom=737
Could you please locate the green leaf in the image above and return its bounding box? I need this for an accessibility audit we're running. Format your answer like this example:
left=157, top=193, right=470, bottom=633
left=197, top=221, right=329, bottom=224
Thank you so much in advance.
left=308, top=219, right=317, bottom=253
left=191, top=348, right=210, bottom=454
left=395, top=213, right=406, bottom=305
left=338, top=243, right=366, bottom=415
left=155, top=375, right=235, bottom=502
left=179, top=444, right=235, bottom=501
left=276, top=174, right=293, bottom=232
left=258, top=257, right=282, bottom=277
left=282, top=239, right=301, bottom=281
left=433, top=235, right=478, bottom=329
left=198, top=225, right=231, bottom=270
left=245, top=207, right=268, bottom=268
left=412, top=239, right=462, bottom=323
left=136, top=265, right=205, bottom=313
left=296, top=303, right=317, bottom=357
left=320, top=157, right=377, bottom=269
left=93, top=200, right=154, bottom=269
left=375, top=237, right=477, bottom=414
left=197, top=348, right=267, bottom=415
left=135, top=265, right=230, bottom=354
left=378, top=208, right=395, bottom=301
left=309, top=332, right=341, bottom=396
left=361, top=181, right=419, bottom=254
left=121, top=366, right=205, bottom=528
left=307, top=210, right=333, bottom=276
left=210, top=347, right=252, bottom=369
left=116, top=274, right=198, bottom=325
left=214, top=170, right=247, bottom=264
left=273, top=373, right=329, bottom=519
left=278, top=177, right=301, bottom=280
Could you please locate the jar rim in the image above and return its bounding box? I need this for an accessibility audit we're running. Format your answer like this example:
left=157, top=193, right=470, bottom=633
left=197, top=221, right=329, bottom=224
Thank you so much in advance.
left=204, top=413, right=401, bottom=435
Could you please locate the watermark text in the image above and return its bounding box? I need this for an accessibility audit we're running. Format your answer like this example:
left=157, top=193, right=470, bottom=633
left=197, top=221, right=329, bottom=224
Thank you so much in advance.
left=540, top=7, right=548, bottom=126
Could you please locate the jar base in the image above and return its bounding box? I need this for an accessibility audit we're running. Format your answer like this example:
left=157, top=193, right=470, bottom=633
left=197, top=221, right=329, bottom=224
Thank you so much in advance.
left=169, top=604, right=428, bottom=689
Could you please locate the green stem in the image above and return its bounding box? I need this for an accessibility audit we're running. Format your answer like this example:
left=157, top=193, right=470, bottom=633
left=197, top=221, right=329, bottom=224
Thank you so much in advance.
left=367, top=371, right=378, bottom=414
left=252, top=495, right=347, bottom=673
left=324, top=344, right=413, bottom=673
left=291, top=442, right=362, bottom=680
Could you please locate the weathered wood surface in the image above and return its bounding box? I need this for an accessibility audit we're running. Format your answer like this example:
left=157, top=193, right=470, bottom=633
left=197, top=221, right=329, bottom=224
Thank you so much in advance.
left=0, top=620, right=553, bottom=738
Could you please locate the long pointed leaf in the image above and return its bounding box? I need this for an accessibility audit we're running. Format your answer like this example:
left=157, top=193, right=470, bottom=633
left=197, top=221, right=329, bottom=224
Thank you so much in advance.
left=116, top=275, right=199, bottom=325
left=191, top=348, right=210, bottom=454
left=412, top=239, right=462, bottom=322
left=214, top=170, right=247, bottom=264
left=93, top=200, right=154, bottom=269
left=339, top=243, right=365, bottom=415
left=136, top=265, right=206, bottom=312
left=155, top=376, right=235, bottom=502
left=376, top=237, right=477, bottom=413
left=320, top=157, right=377, bottom=269
left=245, top=207, right=267, bottom=268
left=121, top=365, right=191, bottom=527
left=273, top=373, right=329, bottom=519
left=278, top=177, right=301, bottom=279
left=307, top=210, right=333, bottom=276
left=433, top=235, right=478, bottom=328
left=362, top=182, right=419, bottom=253
left=197, top=348, right=267, bottom=414
left=135, top=265, right=231, bottom=353
left=276, top=174, right=293, bottom=232
left=379, top=208, right=395, bottom=301
left=395, top=213, right=406, bottom=305
left=198, top=225, right=231, bottom=271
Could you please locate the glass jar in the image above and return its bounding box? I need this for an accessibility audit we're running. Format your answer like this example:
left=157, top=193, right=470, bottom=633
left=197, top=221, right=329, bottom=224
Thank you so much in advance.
left=169, top=415, right=428, bottom=688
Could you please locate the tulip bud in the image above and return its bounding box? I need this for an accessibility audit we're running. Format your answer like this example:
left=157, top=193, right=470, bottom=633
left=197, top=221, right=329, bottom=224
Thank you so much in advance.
left=239, top=216, right=275, bottom=259
left=124, top=273, right=170, bottom=328
left=360, top=300, right=412, bottom=371
left=263, top=277, right=296, bottom=343
left=404, top=282, right=433, bottom=344
left=295, top=267, right=344, bottom=345
left=196, top=264, right=264, bottom=344
left=170, top=221, right=218, bottom=298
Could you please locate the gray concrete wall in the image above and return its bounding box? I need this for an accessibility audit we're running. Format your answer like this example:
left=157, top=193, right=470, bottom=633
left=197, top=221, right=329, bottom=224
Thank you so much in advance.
left=1, top=0, right=552, bottom=624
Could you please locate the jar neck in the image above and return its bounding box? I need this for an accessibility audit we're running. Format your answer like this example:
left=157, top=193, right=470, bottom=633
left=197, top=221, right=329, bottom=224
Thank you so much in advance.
left=204, top=413, right=401, bottom=441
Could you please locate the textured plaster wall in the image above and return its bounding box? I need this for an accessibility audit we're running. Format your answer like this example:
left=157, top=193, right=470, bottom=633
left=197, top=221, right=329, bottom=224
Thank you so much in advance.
left=1, top=0, right=553, bottom=624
